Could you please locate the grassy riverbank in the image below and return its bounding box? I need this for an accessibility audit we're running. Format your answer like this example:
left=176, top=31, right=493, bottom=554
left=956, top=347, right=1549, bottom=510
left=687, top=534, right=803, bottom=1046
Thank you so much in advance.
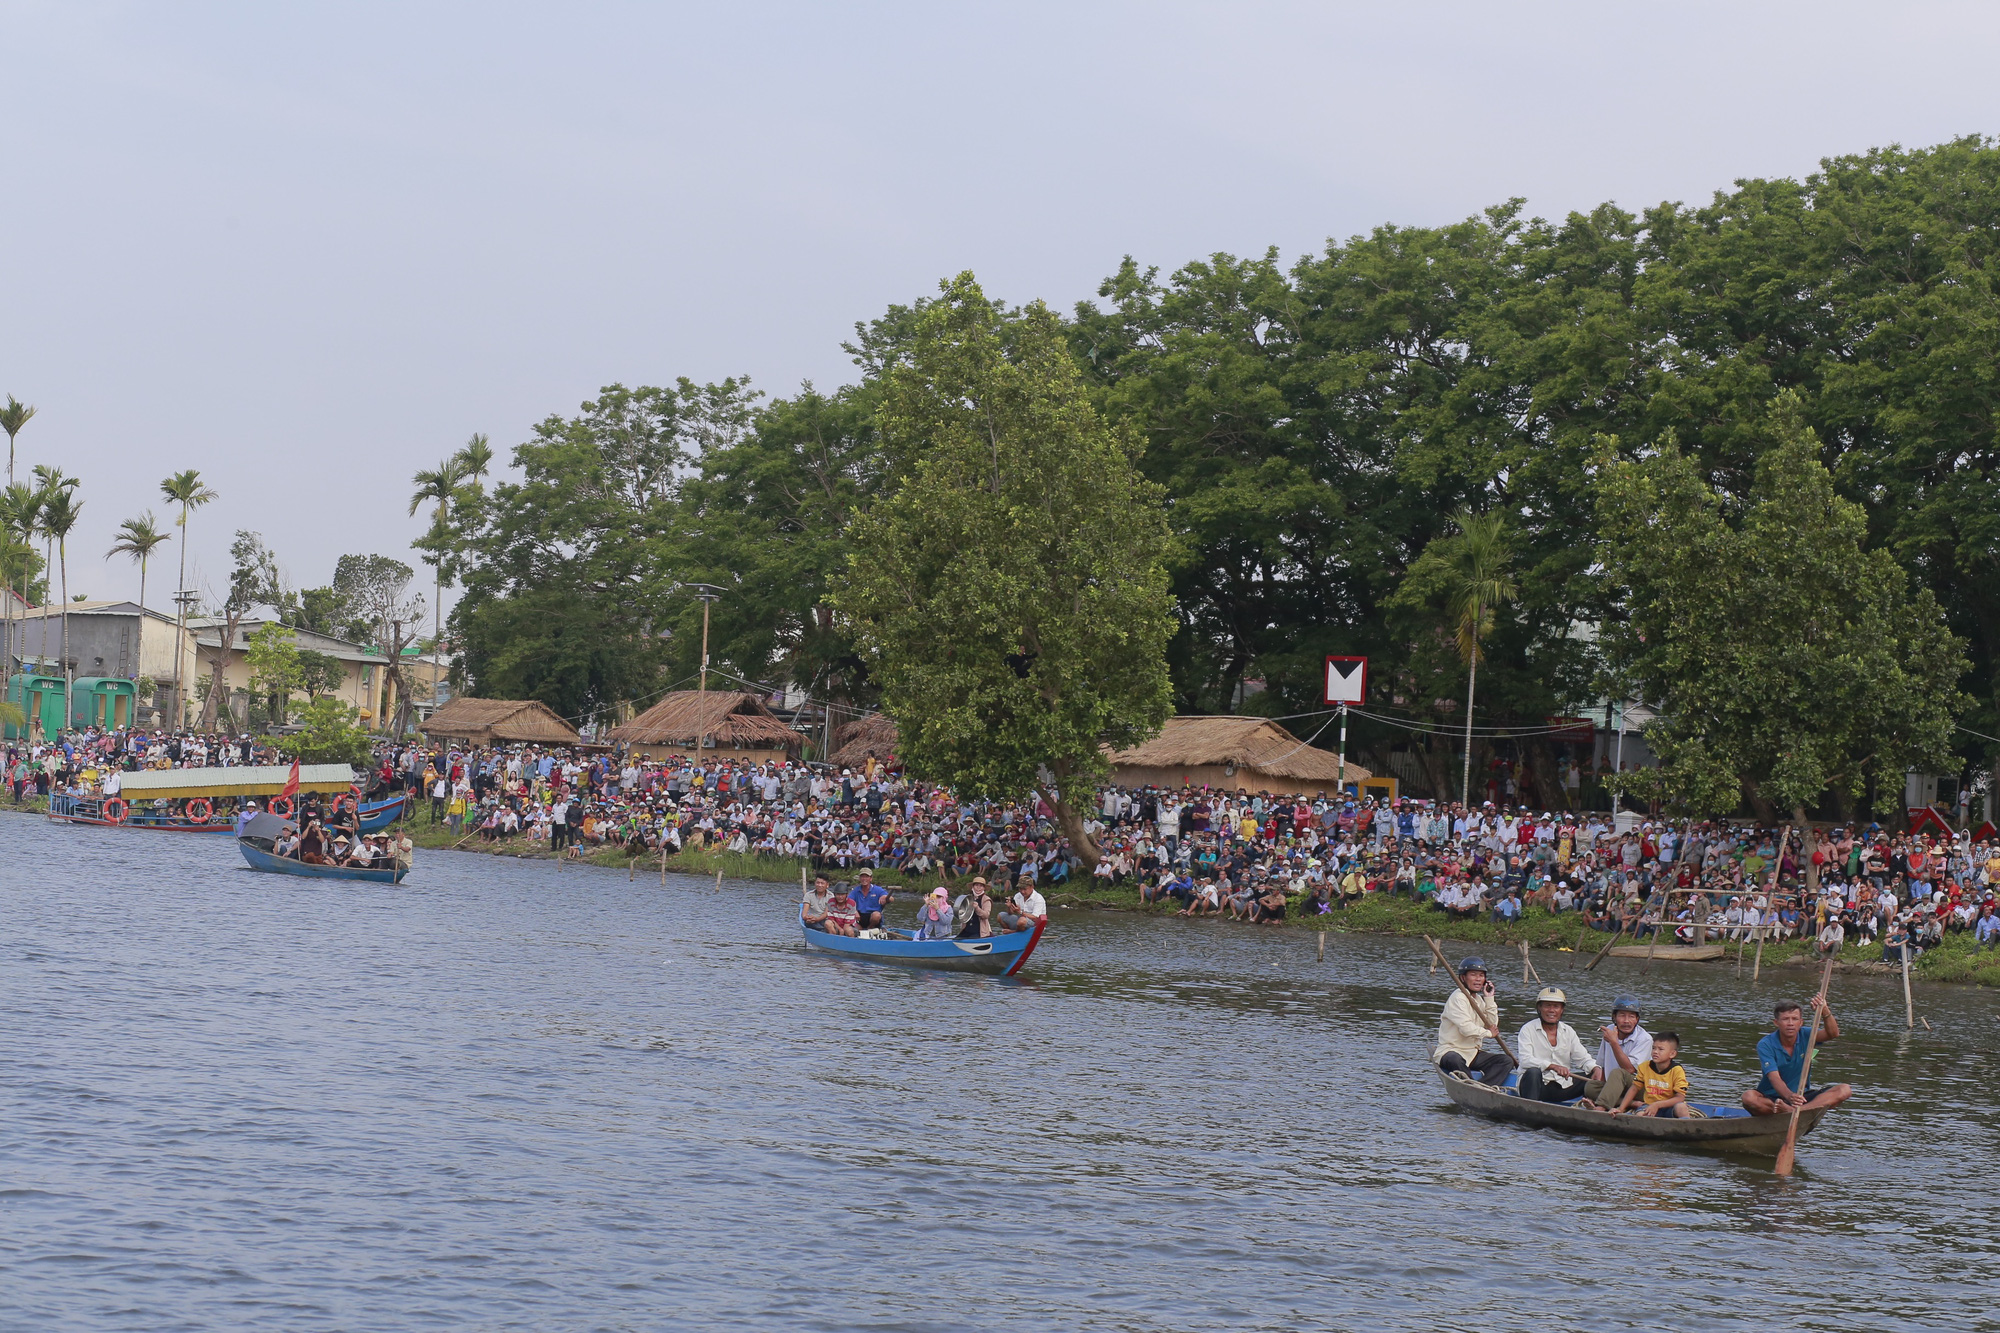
left=393, top=818, right=2000, bottom=988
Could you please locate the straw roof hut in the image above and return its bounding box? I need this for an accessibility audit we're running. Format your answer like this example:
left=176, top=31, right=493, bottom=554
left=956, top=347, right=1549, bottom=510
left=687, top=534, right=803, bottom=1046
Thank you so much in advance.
left=1108, top=715, right=1373, bottom=798
left=829, top=713, right=899, bottom=772
left=607, top=690, right=802, bottom=762
left=419, top=697, right=582, bottom=746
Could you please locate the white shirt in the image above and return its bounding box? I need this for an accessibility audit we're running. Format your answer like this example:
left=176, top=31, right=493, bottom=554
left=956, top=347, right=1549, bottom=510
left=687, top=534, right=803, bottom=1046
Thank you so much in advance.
left=1593, top=1022, right=1652, bottom=1079
left=1012, top=888, right=1047, bottom=919
left=1516, top=1019, right=1597, bottom=1086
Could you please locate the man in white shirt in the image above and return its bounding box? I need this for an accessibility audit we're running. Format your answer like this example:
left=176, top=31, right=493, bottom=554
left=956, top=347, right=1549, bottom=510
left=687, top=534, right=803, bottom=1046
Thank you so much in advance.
left=1515, top=986, right=1601, bottom=1103
left=1582, top=995, right=1651, bottom=1110
left=1002, top=877, right=1047, bottom=932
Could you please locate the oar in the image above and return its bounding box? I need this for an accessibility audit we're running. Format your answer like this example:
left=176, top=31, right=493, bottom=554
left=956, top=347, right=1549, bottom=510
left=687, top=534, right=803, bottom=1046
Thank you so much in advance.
left=1584, top=909, right=1630, bottom=971
left=1773, top=958, right=1836, bottom=1178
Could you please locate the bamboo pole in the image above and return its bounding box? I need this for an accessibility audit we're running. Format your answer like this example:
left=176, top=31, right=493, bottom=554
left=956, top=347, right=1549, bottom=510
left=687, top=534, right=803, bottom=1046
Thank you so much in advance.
left=1317, top=931, right=1326, bottom=963
left=1901, top=941, right=1915, bottom=1029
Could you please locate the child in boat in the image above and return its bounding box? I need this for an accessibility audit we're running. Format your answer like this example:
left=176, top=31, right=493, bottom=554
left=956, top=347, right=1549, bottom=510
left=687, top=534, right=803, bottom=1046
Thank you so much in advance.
left=1612, top=1032, right=1691, bottom=1118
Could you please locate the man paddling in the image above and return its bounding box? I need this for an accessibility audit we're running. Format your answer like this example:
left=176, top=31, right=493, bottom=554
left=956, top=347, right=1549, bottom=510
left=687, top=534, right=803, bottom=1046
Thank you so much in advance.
left=1435, top=957, right=1513, bottom=1087
left=1741, top=996, right=1853, bottom=1116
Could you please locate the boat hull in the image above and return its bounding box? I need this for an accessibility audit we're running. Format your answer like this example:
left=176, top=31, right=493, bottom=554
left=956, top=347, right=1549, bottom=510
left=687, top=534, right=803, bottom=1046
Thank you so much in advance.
left=358, top=794, right=411, bottom=832
left=1438, top=1070, right=1828, bottom=1154
left=238, top=839, right=408, bottom=884
left=800, top=910, right=1044, bottom=976
left=47, top=794, right=232, bottom=833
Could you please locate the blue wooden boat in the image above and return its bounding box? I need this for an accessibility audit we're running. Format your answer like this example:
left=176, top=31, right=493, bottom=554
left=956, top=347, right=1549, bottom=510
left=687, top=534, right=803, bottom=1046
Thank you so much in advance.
left=238, top=838, right=409, bottom=885
left=48, top=792, right=235, bottom=833
left=357, top=793, right=412, bottom=832
left=799, top=907, right=1044, bottom=975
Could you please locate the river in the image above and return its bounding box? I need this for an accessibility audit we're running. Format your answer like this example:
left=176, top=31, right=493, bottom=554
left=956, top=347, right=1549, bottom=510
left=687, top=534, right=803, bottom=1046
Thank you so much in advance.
left=2, top=816, right=1995, bottom=1330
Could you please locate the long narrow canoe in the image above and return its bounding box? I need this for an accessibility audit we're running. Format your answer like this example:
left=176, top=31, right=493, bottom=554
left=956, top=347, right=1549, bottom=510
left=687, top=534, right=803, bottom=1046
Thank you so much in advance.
left=238, top=839, right=408, bottom=884
left=799, top=907, right=1044, bottom=976
left=1606, top=944, right=1729, bottom=961
left=1438, top=1069, right=1830, bottom=1154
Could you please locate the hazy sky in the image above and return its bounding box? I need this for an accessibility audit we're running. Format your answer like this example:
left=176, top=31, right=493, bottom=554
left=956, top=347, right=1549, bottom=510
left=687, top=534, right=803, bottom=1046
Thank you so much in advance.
left=5, top=1, right=1999, bottom=617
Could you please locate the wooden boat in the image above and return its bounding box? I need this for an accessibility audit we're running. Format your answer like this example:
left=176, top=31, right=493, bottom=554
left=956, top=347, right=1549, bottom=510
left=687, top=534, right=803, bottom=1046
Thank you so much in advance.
left=1438, top=1069, right=1830, bottom=1155
left=48, top=791, right=234, bottom=832
left=1606, top=944, right=1728, bottom=962
left=238, top=838, right=408, bottom=885
left=357, top=793, right=413, bottom=833
left=799, top=907, right=1045, bottom=976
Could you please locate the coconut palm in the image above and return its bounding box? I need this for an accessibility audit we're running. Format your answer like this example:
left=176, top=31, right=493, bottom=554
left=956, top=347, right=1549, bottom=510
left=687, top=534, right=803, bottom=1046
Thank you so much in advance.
left=38, top=487, right=81, bottom=726
left=108, top=512, right=171, bottom=616
left=29, top=467, right=74, bottom=684
left=1443, top=508, right=1517, bottom=808
left=408, top=453, right=469, bottom=657
left=0, top=395, right=35, bottom=490
left=455, top=432, right=493, bottom=489
left=160, top=469, right=218, bottom=725
left=0, top=482, right=38, bottom=673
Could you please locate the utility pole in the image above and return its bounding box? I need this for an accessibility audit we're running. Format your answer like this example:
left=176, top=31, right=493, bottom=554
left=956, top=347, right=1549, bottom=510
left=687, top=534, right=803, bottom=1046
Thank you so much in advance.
left=683, top=583, right=724, bottom=747
left=1336, top=702, right=1349, bottom=796
left=171, top=589, right=199, bottom=730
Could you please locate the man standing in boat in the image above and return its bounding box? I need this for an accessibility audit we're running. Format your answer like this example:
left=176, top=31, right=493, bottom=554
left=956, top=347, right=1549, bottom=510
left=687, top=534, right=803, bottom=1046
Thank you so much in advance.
left=1435, top=957, right=1513, bottom=1087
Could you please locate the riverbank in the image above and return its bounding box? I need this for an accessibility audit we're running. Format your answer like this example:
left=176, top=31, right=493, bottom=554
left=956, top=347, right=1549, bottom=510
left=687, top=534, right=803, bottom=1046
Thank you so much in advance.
left=393, top=816, right=2000, bottom=990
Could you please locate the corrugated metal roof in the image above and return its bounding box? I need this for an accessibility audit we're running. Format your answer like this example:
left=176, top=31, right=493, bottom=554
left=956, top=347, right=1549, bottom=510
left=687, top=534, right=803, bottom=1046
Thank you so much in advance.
left=118, top=764, right=357, bottom=798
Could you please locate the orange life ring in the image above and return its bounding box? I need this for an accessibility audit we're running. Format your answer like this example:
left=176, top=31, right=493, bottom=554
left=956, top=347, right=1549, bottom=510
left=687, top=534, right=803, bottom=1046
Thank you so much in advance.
left=185, top=797, right=213, bottom=822
left=268, top=795, right=293, bottom=817
left=101, top=797, right=128, bottom=824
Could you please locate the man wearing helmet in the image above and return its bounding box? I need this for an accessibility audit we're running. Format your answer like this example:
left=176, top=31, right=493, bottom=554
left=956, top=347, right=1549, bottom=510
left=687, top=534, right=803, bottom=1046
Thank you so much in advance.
left=1515, top=986, right=1601, bottom=1103
left=1434, top=957, right=1513, bottom=1087
left=1581, top=994, right=1652, bottom=1112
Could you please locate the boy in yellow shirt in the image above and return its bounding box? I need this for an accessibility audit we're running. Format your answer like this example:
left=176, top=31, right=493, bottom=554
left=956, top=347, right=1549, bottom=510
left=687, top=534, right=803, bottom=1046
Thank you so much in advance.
left=1612, top=1032, right=1692, bottom=1118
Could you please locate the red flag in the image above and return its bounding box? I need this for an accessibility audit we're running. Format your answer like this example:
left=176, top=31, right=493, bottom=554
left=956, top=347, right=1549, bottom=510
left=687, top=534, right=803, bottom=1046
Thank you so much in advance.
left=281, top=759, right=301, bottom=800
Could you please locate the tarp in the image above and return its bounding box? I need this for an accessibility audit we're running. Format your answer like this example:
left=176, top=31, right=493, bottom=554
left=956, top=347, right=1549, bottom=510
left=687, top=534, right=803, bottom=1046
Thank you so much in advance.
left=237, top=811, right=298, bottom=842
left=118, top=764, right=357, bottom=801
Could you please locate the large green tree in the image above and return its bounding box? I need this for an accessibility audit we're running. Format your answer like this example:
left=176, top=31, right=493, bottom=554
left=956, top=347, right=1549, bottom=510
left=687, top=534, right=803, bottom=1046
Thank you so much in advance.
left=834, top=273, right=1177, bottom=867
left=1596, top=394, right=1968, bottom=843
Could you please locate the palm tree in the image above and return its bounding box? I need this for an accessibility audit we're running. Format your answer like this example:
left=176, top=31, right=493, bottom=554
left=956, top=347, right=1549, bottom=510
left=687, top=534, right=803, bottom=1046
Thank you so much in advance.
left=408, top=452, right=469, bottom=660
left=30, top=467, right=74, bottom=685
left=39, top=487, right=81, bottom=727
left=0, top=395, right=35, bottom=490
left=160, top=469, right=218, bottom=727
left=1443, top=508, right=1517, bottom=809
left=456, top=432, right=493, bottom=489
left=108, top=513, right=171, bottom=617
left=0, top=482, right=37, bottom=674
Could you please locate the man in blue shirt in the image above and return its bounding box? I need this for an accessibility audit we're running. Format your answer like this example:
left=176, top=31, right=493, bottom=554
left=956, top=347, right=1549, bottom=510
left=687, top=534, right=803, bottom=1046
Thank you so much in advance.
left=1741, top=995, right=1853, bottom=1116
left=849, top=869, right=891, bottom=930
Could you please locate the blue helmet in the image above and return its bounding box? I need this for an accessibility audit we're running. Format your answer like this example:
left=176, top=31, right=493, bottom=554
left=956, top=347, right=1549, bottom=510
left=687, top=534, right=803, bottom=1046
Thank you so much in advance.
left=1612, top=994, right=1642, bottom=1016
left=1458, top=957, right=1487, bottom=975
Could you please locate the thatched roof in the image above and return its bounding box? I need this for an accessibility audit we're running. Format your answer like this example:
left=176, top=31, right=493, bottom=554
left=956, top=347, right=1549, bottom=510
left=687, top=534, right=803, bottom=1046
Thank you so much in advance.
left=830, top=713, right=898, bottom=769
left=1110, top=715, right=1368, bottom=784
left=420, top=697, right=582, bottom=745
left=607, top=690, right=801, bottom=751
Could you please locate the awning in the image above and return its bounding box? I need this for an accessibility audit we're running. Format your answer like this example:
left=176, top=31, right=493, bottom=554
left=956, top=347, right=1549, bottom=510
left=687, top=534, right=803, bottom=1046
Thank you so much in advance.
left=117, top=764, right=357, bottom=800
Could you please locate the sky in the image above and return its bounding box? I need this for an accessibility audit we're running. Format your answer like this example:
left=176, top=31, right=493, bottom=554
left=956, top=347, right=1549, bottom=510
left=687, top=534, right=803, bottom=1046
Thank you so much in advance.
left=5, top=0, right=2000, bottom=619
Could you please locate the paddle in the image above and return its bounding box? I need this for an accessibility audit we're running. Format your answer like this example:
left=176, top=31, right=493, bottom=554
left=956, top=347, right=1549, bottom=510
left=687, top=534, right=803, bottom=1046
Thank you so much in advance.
left=1772, top=957, right=1836, bottom=1178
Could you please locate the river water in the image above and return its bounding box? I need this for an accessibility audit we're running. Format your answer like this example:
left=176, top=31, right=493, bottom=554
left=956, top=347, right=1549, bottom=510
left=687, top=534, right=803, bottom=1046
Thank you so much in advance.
left=2, top=816, right=1996, bottom=1330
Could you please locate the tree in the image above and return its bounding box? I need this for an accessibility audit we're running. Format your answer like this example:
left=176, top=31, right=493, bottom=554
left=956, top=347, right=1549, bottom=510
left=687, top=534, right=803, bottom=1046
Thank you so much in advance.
left=408, top=447, right=470, bottom=652
left=264, top=696, right=372, bottom=767
left=1390, top=510, right=1517, bottom=806
left=333, top=553, right=425, bottom=732
left=107, top=513, right=170, bottom=618
left=245, top=622, right=303, bottom=723
left=197, top=531, right=281, bottom=731
left=0, top=395, right=34, bottom=491
left=296, top=649, right=346, bottom=700
left=833, top=273, right=1177, bottom=870
left=0, top=482, right=45, bottom=673
left=39, top=483, right=80, bottom=723
left=1596, top=394, right=1968, bottom=850
left=161, top=469, right=218, bottom=723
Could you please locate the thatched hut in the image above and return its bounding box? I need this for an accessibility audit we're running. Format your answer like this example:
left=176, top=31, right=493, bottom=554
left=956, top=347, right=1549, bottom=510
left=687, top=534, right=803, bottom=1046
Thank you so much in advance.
left=420, top=697, right=582, bottom=746
left=607, top=690, right=802, bottom=763
left=1108, top=715, right=1372, bottom=797
left=829, top=713, right=898, bottom=773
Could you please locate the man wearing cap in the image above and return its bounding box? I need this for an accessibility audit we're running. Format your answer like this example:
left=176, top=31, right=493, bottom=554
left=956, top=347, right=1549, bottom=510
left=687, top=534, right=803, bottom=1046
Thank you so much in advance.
left=850, top=869, right=891, bottom=931
left=1582, top=996, right=1652, bottom=1111
left=1434, top=957, right=1512, bottom=1087
left=1515, top=986, right=1601, bottom=1103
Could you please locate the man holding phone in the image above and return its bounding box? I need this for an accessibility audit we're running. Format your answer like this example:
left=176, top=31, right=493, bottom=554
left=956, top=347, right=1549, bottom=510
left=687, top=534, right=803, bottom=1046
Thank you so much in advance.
left=1435, top=957, right=1513, bottom=1087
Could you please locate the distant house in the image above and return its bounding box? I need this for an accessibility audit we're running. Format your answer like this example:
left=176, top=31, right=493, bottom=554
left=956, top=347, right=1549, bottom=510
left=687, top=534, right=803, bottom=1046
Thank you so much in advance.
left=187, top=615, right=389, bottom=724
left=1109, top=715, right=1378, bottom=799
left=9, top=600, right=196, bottom=725
left=420, top=697, right=582, bottom=747
left=607, top=690, right=802, bottom=763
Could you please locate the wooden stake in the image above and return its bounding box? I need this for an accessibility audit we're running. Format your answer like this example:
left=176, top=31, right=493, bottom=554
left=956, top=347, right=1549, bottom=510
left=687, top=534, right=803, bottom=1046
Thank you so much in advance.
left=1317, top=931, right=1325, bottom=963
left=715, top=868, right=723, bottom=894
left=1751, top=924, right=1765, bottom=984
left=1901, top=941, right=1915, bottom=1029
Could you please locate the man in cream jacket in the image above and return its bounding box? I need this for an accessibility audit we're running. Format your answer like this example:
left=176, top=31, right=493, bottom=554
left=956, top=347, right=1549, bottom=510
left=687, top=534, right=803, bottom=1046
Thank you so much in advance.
left=1434, top=957, right=1513, bottom=1087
